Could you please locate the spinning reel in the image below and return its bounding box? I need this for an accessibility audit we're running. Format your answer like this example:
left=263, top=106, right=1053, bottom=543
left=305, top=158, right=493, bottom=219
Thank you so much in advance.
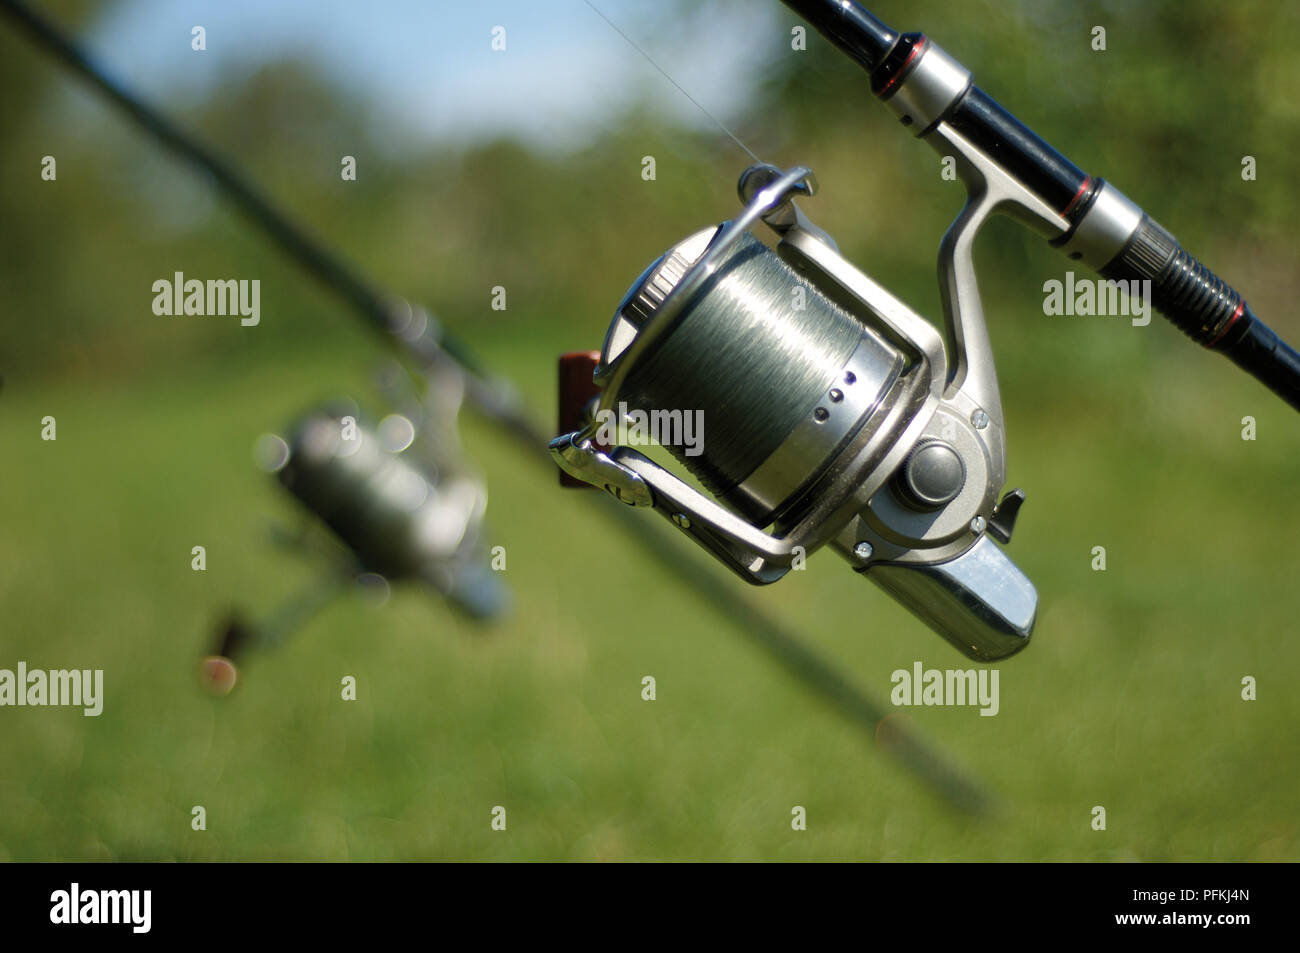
left=202, top=343, right=508, bottom=693
left=271, top=401, right=506, bottom=618
left=552, top=163, right=1036, bottom=662
left=554, top=0, right=1300, bottom=663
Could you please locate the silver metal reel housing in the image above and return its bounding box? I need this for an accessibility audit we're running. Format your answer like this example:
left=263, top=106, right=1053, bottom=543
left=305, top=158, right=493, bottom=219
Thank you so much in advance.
left=551, top=164, right=1037, bottom=661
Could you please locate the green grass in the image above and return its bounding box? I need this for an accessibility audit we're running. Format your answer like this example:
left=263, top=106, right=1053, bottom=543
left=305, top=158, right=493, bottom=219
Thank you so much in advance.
left=1, top=321, right=1297, bottom=862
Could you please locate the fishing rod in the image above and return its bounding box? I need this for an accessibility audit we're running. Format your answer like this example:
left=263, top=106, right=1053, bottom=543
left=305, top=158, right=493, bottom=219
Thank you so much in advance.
left=0, top=0, right=993, bottom=811
left=783, top=0, right=1300, bottom=412
left=551, top=1, right=1297, bottom=663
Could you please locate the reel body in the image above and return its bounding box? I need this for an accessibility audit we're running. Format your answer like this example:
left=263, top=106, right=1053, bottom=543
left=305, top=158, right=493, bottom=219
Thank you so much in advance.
left=552, top=164, right=1035, bottom=661
left=203, top=397, right=507, bottom=694
left=277, top=404, right=507, bottom=620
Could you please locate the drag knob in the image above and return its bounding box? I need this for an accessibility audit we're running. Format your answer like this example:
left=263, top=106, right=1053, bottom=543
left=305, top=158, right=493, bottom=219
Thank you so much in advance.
left=895, top=440, right=965, bottom=510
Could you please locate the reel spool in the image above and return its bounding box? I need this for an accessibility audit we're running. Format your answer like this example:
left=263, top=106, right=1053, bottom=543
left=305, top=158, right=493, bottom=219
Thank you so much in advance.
left=612, top=227, right=896, bottom=524
left=552, top=164, right=1035, bottom=661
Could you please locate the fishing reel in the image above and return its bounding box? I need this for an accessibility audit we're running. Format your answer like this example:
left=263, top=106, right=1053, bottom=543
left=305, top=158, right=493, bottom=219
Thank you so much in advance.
left=551, top=163, right=1035, bottom=662
left=202, top=349, right=509, bottom=693
left=270, top=401, right=507, bottom=619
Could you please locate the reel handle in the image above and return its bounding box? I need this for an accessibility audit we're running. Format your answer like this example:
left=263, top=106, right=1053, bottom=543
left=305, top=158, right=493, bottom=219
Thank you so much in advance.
left=556, top=351, right=606, bottom=488
left=198, top=615, right=254, bottom=697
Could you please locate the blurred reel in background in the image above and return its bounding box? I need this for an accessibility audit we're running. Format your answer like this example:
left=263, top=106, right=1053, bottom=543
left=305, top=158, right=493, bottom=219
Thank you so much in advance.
left=200, top=380, right=508, bottom=696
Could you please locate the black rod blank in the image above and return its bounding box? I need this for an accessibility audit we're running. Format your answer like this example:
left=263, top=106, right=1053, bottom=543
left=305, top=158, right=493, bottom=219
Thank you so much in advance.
left=783, top=0, right=1300, bottom=412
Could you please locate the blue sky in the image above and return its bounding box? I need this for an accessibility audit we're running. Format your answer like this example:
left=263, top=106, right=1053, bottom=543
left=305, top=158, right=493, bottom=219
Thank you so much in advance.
left=86, top=0, right=780, bottom=152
